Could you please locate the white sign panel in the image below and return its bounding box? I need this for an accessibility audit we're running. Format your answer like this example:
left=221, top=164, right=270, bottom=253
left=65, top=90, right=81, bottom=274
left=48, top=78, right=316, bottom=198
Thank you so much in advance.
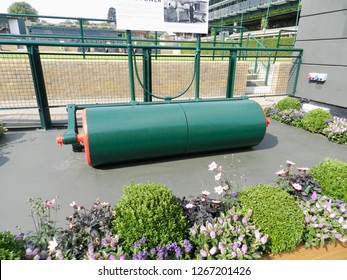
left=115, top=0, right=209, bottom=34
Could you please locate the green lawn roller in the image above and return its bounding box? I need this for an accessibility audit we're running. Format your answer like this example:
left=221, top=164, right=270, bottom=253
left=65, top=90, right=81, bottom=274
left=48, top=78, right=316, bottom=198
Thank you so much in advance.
left=56, top=98, right=270, bottom=167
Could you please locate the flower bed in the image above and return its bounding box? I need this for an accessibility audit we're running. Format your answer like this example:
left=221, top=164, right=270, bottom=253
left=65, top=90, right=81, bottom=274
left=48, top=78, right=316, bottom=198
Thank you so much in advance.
left=265, top=97, right=347, bottom=145
left=0, top=159, right=346, bottom=260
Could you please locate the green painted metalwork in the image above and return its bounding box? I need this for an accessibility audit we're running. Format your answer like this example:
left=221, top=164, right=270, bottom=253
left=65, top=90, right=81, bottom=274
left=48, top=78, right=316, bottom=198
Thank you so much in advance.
left=142, top=48, right=152, bottom=102
left=195, top=35, right=201, bottom=100
left=126, top=30, right=136, bottom=102
left=27, top=45, right=52, bottom=130
left=80, top=99, right=266, bottom=166
left=226, top=50, right=237, bottom=98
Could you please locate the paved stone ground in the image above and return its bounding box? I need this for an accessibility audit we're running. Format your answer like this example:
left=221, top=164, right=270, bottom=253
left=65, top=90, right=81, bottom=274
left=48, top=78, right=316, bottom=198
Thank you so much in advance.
left=1, top=117, right=347, bottom=233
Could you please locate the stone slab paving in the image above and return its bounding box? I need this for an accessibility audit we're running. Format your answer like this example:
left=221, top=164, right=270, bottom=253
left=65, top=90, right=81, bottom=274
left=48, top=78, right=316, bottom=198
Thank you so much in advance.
left=1, top=117, right=346, bottom=233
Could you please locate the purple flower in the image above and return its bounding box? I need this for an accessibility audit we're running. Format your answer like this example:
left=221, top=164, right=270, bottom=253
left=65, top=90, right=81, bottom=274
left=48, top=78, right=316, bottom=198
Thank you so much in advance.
left=231, top=252, right=237, bottom=258
left=242, top=217, right=247, bottom=225
left=231, top=191, right=238, bottom=197
left=334, top=234, right=342, bottom=239
left=183, top=239, right=193, bottom=253
left=140, top=237, right=146, bottom=243
left=134, top=241, right=141, bottom=249
left=210, top=231, right=216, bottom=239
left=218, top=242, right=225, bottom=254
left=305, top=216, right=310, bottom=223
left=233, top=215, right=239, bottom=221
left=241, top=244, right=248, bottom=254
left=311, top=216, right=317, bottom=222
left=108, top=255, right=116, bottom=260
left=150, top=248, right=156, bottom=254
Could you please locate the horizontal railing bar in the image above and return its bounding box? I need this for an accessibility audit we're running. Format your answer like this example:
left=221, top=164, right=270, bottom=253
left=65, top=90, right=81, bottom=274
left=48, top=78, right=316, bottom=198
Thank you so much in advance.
left=0, top=39, right=303, bottom=53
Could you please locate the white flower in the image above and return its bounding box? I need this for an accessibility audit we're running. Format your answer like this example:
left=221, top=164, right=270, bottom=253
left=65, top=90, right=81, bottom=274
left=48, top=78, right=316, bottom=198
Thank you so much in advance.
left=70, top=201, right=76, bottom=207
left=185, top=203, right=194, bottom=209
left=48, top=237, right=58, bottom=253
left=208, top=161, right=217, bottom=171
left=202, top=190, right=210, bottom=196
left=286, top=160, right=295, bottom=166
left=215, top=173, right=222, bottom=181
left=214, top=186, right=224, bottom=195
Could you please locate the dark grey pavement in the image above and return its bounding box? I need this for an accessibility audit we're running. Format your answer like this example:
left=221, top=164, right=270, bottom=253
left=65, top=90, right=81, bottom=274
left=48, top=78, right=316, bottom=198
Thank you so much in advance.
left=1, top=120, right=347, bottom=233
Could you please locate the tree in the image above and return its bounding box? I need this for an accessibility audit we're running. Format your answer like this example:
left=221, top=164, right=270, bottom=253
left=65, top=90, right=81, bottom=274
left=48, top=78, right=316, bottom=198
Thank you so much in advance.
left=107, top=7, right=116, bottom=24
left=7, top=2, right=39, bottom=22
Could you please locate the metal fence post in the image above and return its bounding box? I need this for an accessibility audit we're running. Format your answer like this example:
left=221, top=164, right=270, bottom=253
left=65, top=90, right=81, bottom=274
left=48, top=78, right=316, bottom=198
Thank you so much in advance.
left=28, top=44, right=52, bottom=129
left=126, top=30, right=136, bottom=102
left=195, top=34, right=201, bottom=100
left=226, top=50, right=237, bottom=98
left=142, top=48, right=152, bottom=102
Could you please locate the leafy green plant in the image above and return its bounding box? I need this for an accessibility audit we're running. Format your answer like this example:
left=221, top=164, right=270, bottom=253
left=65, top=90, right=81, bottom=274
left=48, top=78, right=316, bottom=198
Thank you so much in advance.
left=323, top=116, right=347, bottom=145
left=178, top=192, right=223, bottom=227
left=301, top=109, right=332, bottom=133
left=275, top=160, right=321, bottom=201
left=0, top=231, right=25, bottom=260
left=27, top=197, right=60, bottom=250
left=0, top=122, right=7, bottom=137
left=300, top=193, right=347, bottom=248
left=53, top=199, right=115, bottom=260
left=274, top=97, right=301, bottom=112
left=85, top=235, right=126, bottom=260
left=189, top=207, right=268, bottom=260
left=238, top=184, right=305, bottom=254
left=112, top=182, right=188, bottom=253
left=310, top=158, right=347, bottom=202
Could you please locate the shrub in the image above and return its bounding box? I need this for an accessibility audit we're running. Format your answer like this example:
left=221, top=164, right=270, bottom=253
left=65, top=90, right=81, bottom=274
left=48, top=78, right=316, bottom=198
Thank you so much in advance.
left=0, top=231, right=25, bottom=260
left=0, top=122, right=6, bottom=137
left=300, top=193, right=347, bottom=248
left=301, top=109, right=332, bottom=133
left=112, top=182, right=188, bottom=253
left=274, top=97, right=301, bottom=112
left=323, top=116, right=347, bottom=145
left=238, top=184, right=305, bottom=254
left=275, top=160, right=321, bottom=201
left=310, top=158, right=347, bottom=202
left=189, top=207, right=269, bottom=260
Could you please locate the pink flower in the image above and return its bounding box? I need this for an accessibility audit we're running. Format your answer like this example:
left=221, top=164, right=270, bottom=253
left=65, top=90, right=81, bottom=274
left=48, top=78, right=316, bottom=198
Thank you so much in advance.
left=291, top=182, right=302, bottom=191
left=311, top=191, right=317, bottom=201
left=209, top=246, right=217, bottom=255
left=241, top=244, right=248, bottom=253
left=286, top=160, right=295, bottom=166
left=200, top=249, right=207, bottom=257
left=276, top=169, right=287, bottom=176
left=212, top=200, right=221, bottom=204
left=44, top=198, right=56, bottom=208
left=260, top=235, right=268, bottom=244
left=185, top=203, right=194, bottom=209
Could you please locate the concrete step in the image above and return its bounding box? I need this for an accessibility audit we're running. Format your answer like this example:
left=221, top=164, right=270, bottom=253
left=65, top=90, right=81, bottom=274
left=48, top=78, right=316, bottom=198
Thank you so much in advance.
left=247, top=79, right=266, bottom=87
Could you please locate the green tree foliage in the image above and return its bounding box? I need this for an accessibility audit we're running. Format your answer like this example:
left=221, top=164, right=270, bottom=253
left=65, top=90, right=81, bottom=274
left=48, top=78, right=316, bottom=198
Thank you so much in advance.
left=7, top=1, right=38, bottom=22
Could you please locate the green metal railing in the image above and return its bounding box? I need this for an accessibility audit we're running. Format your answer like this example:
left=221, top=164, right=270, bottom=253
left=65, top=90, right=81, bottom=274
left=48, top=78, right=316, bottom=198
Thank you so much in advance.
left=0, top=14, right=303, bottom=130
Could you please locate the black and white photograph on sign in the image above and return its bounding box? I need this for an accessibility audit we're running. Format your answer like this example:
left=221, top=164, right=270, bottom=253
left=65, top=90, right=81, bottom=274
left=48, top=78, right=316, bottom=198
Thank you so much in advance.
left=164, top=1, right=208, bottom=24
left=115, top=0, right=209, bottom=34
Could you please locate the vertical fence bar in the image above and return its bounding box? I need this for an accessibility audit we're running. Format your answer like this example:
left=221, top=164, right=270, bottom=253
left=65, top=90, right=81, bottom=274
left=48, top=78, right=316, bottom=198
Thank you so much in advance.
left=142, top=48, right=152, bottom=102
left=195, top=34, right=201, bottom=100
left=126, top=30, right=136, bottom=102
left=292, top=51, right=302, bottom=96
left=28, top=45, right=52, bottom=129
left=226, top=50, right=237, bottom=98
left=78, top=19, right=86, bottom=59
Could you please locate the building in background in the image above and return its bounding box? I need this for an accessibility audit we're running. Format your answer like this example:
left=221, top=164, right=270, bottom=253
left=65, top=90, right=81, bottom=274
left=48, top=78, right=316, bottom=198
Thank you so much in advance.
left=294, top=0, right=347, bottom=112
left=209, top=0, right=301, bottom=31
